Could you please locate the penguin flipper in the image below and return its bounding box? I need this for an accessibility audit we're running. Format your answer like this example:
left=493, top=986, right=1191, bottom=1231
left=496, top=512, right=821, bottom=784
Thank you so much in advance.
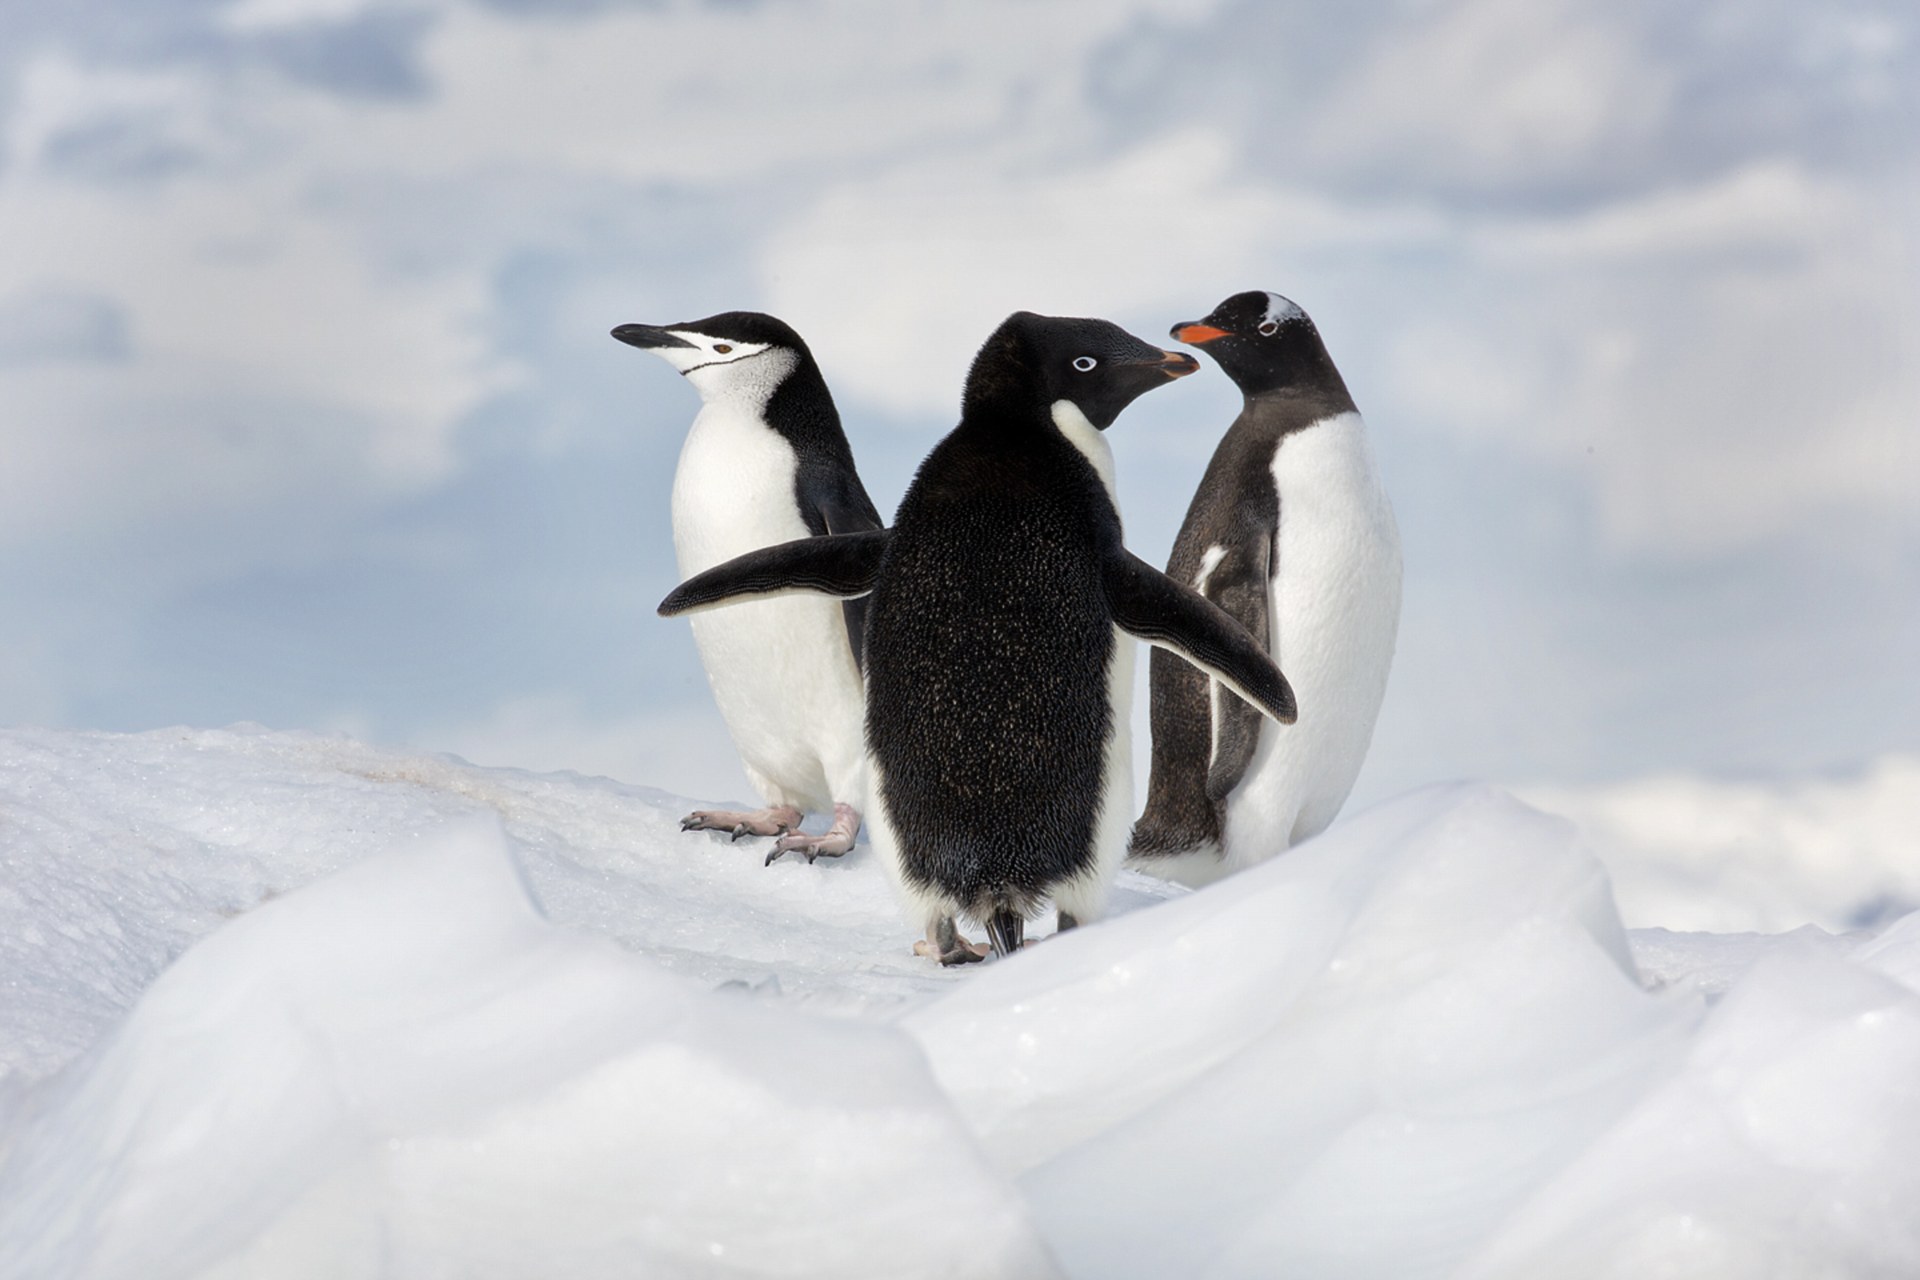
left=798, top=463, right=887, bottom=673
left=1104, top=550, right=1296, bottom=726
left=1198, top=534, right=1274, bottom=805
left=819, top=493, right=885, bottom=674
left=659, top=529, right=891, bottom=616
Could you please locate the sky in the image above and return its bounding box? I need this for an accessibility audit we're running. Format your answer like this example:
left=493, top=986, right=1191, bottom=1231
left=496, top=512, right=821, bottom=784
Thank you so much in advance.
left=0, top=0, right=1914, bottom=806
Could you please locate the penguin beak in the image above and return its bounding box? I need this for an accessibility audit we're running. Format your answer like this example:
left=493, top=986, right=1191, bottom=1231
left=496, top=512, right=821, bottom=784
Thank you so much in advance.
left=1172, top=322, right=1231, bottom=346
left=1157, top=350, right=1200, bottom=379
left=611, top=323, right=696, bottom=350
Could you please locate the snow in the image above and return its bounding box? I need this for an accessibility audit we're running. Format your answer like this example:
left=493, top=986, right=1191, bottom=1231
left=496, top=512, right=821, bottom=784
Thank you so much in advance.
left=1519, top=756, right=1920, bottom=933
left=2, top=726, right=1918, bottom=1277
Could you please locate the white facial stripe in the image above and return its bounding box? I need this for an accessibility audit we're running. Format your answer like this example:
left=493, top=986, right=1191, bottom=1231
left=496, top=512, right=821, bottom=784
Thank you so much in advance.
left=647, top=334, right=774, bottom=376
left=1262, top=294, right=1305, bottom=326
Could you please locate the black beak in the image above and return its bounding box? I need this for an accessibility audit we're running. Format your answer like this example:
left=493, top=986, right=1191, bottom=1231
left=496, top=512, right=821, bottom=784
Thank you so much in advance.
left=611, top=323, right=696, bottom=350
left=1156, top=350, right=1201, bottom=378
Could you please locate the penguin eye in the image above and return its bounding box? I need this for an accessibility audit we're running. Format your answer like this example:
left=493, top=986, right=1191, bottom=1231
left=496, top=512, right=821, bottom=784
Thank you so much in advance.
left=713, top=343, right=734, bottom=354
left=1072, top=356, right=1097, bottom=372
left=1257, top=321, right=1279, bottom=337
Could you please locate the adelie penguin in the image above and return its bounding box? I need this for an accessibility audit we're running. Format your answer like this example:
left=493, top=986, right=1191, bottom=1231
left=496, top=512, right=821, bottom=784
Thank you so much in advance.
left=612, top=311, right=880, bottom=863
left=661, top=312, right=1297, bottom=963
left=1130, top=291, right=1402, bottom=885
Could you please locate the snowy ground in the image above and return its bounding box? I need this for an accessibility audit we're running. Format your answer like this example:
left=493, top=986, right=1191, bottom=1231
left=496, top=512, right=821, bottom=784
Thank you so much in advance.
left=2, top=726, right=1917, bottom=1278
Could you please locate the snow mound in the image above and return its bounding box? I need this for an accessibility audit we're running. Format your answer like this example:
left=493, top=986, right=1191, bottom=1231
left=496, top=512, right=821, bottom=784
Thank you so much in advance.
left=3, top=728, right=1918, bottom=1277
left=0, top=725, right=1178, bottom=1081
left=0, top=818, right=1055, bottom=1280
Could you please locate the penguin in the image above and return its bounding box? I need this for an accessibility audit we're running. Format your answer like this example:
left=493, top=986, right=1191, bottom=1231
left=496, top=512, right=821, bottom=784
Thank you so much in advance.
left=1129, top=291, right=1402, bottom=886
left=612, top=311, right=880, bottom=863
left=660, top=312, right=1298, bottom=963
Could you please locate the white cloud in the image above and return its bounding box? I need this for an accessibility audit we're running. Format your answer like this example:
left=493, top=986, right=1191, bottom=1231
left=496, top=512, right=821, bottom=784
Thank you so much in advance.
left=0, top=0, right=1913, bottom=794
left=1372, top=161, right=1920, bottom=558
left=1306, top=0, right=1673, bottom=189
left=763, top=131, right=1443, bottom=417
left=0, top=52, right=516, bottom=549
left=1485, top=161, right=1859, bottom=262
left=221, top=0, right=397, bottom=35
left=281, top=0, right=1229, bottom=186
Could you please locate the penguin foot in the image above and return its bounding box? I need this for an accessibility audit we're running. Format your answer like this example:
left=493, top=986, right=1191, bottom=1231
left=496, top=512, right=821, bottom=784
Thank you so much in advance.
left=765, top=804, right=862, bottom=865
left=913, top=917, right=989, bottom=967
left=680, top=805, right=803, bottom=841
left=913, top=937, right=989, bottom=966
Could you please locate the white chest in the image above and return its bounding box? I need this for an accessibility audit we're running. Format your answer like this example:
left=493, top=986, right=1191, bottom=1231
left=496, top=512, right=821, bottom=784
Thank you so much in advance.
left=1050, top=400, right=1120, bottom=512
left=664, top=399, right=865, bottom=809
left=1225, top=411, right=1402, bottom=854
left=670, top=402, right=812, bottom=576
left=1268, top=412, right=1401, bottom=650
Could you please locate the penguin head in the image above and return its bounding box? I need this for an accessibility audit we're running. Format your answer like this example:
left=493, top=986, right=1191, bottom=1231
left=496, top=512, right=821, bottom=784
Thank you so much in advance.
left=611, top=310, right=806, bottom=403
left=1172, top=291, right=1346, bottom=398
left=965, top=311, right=1198, bottom=431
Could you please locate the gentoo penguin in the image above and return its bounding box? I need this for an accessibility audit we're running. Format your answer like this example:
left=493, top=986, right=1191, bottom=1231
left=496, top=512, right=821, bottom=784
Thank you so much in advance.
left=661, top=312, right=1297, bottom=963
left=1130, top=291, right=1401, bottom=885
left=612, top=311, right=880, bottom=863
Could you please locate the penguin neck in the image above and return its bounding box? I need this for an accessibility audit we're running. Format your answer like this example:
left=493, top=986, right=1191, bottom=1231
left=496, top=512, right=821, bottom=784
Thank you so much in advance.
left=685, top=347, right=800, bottom=416
left=1238, top=346, right=1359, bottom=432
left=1049, top=399, right=1120, bottom=512
left=1230, top=338, right=1354, bottom=407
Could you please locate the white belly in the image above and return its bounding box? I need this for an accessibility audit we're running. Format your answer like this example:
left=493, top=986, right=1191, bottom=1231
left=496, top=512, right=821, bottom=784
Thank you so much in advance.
left=1221, top=411, right=1401, bottom=867
left=671, top=403, right=867, bottom=811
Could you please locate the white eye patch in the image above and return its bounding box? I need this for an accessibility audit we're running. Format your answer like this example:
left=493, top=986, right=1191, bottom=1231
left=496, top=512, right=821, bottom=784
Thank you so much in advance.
left=651, top=335, right=773, bottom=375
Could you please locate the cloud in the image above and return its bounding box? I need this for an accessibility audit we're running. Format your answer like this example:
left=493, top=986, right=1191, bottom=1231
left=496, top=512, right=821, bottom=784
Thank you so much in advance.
left=1457, top=162, right=1920, bottom=557
left=0, top=48, right=519, bottom=550
left=0, top=0, right=1913, bottom=796
left=276, top=0, right=1116, bottom=183
left=0, top=285, right=131, bottom=365
left=1304, top=0, right=1675, bottom=197
left=244, top=8, right=437, bottom=99
left=762, top=131, right=1444, bottom=417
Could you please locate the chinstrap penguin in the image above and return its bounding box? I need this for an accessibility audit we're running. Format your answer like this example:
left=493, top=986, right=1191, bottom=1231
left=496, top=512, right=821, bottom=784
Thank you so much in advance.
left=661, top=312, right=1297, bottom=963
left=612, top=311, right=880, bottom=863
left=1130, top=291, right=1401, bottom=885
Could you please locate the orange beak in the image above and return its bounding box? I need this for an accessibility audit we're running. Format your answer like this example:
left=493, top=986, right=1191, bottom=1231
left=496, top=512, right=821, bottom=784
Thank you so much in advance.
left=1173, top=322, right=1231, bottom=345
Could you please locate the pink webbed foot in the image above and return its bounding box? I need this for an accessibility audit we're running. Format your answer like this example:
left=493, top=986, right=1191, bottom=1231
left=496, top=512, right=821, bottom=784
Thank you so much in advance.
left=913, top=916, right=989, bottom=967
left=680, top=805, right=803, bottom=842
left=767, top=804, right=862, bottom=866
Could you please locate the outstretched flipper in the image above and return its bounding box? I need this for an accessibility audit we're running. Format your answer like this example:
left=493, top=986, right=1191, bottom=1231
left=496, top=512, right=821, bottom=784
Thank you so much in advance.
left=659, top=529, right=891, bottom=616
left=1104, top=550, right=1296, bottom=726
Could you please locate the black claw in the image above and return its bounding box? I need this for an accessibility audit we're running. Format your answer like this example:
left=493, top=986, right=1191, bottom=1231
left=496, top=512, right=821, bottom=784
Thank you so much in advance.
left=730, top=824, right=751, bottom=842
left=680, top=817, right=699, bottom=832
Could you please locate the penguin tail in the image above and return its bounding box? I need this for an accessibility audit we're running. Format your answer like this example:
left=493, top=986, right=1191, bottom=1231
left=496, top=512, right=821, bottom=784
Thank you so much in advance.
left=983, top=908, right=1025, bottom=959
